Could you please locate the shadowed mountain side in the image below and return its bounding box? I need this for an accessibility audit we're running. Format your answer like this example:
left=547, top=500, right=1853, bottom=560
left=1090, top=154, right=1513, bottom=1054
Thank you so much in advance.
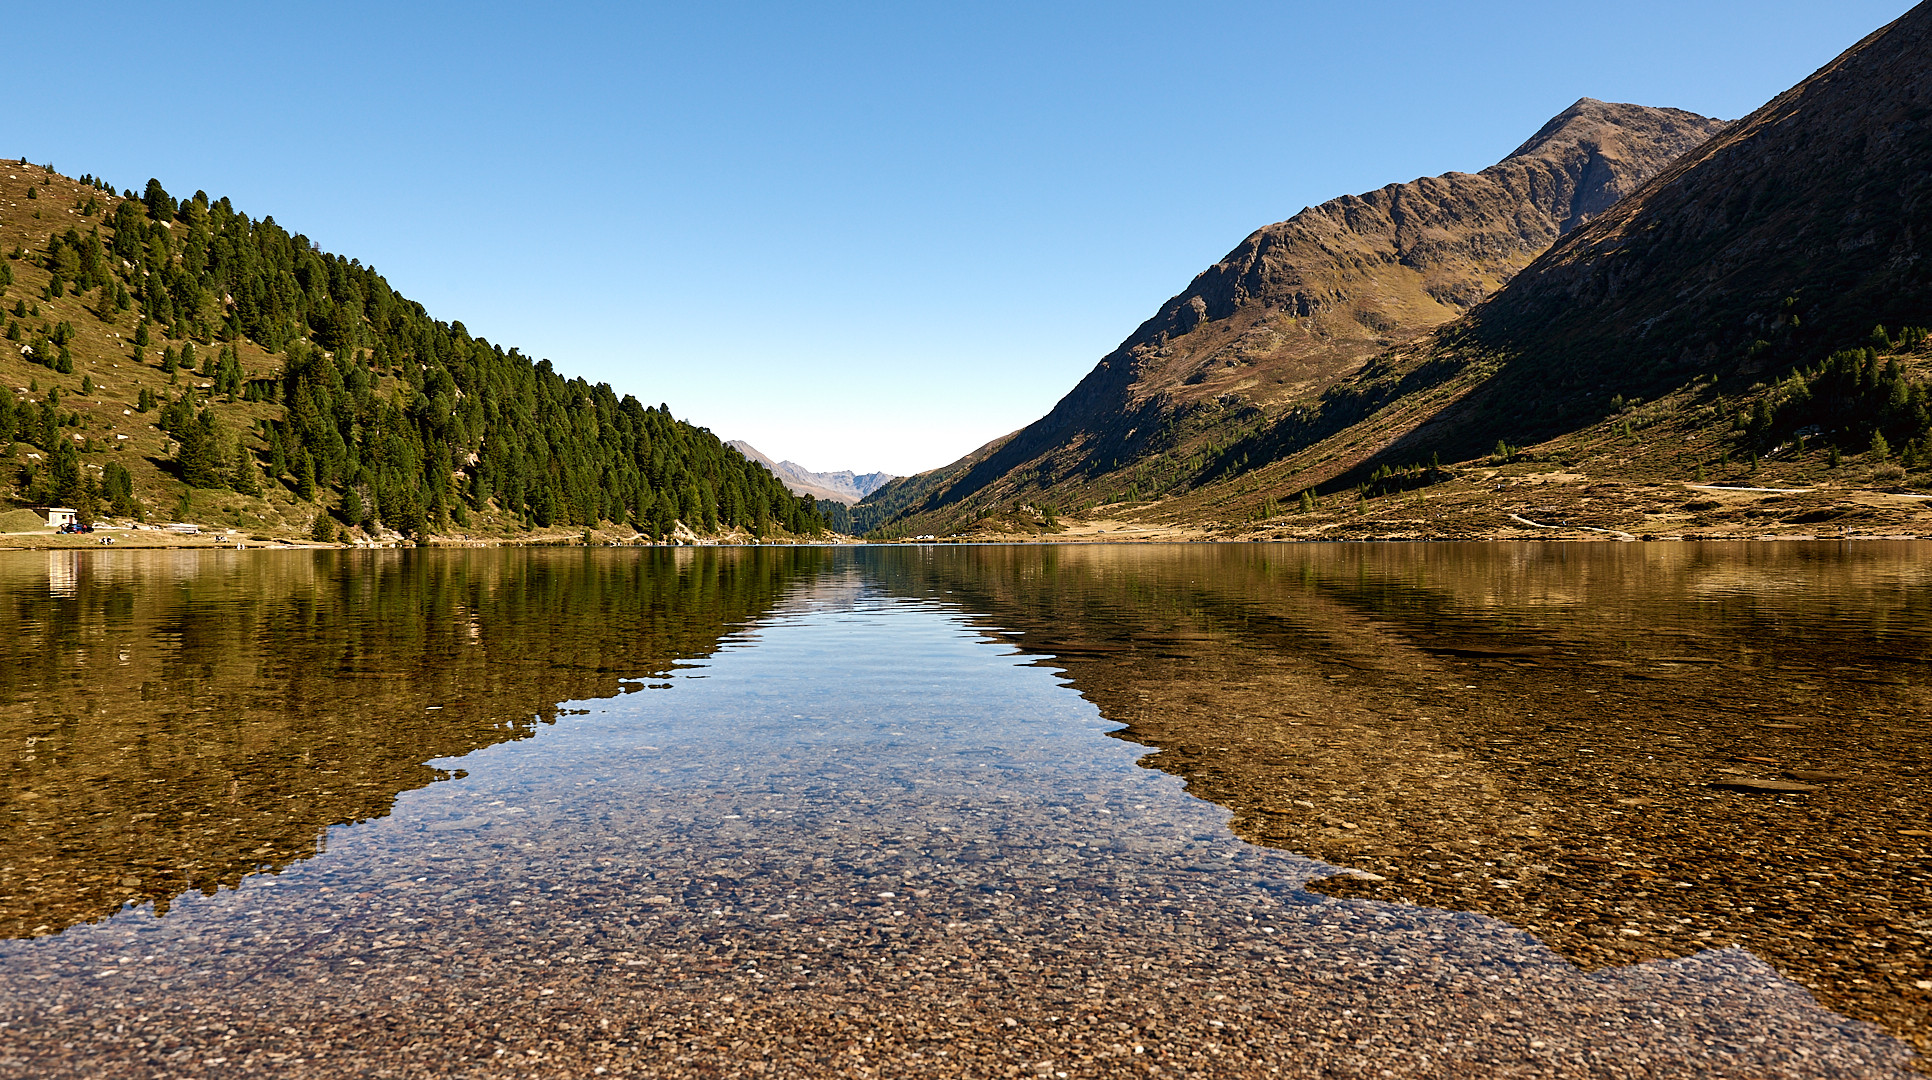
left=1265, top=1, right=1932, bottom=476
left=1477, top=5, right=1932, bottom=381
left=849, top=430, right=1018, bottom=532
left=857, top=99, right=1724, bottom=532
left=0, top=547, right=829, bottom=939
left=857, top=542, right=1932, bottom=1053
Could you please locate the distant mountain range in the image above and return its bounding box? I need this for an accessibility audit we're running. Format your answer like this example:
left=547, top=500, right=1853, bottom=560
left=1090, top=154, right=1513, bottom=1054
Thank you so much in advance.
left=856, top=1, right=1932, bottom=540
left=727, top=441, right=894, bottom=505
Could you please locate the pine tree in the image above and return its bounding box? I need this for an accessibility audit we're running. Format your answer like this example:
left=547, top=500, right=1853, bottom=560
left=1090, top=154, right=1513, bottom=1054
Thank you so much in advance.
left=142, top=179, right=174, bottom=220
left=295, top=455, right=316, bottom=501
left=175, top=410, right=229, bottom=488
left=102, top=461, right=141, bottom=518
left=35, top=444, right=88, bottom=520
left=229, top=446, right=262, bottom=495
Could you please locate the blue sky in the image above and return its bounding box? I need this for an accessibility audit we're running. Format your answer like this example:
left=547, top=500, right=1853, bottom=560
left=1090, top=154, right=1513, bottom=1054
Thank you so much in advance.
left=5, top=1, right=1912, bottom=475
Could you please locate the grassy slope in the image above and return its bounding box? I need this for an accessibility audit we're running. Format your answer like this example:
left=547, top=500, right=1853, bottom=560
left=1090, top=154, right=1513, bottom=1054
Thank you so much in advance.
left=874, top=325, right=1932, bottom=543
left=1153, top=347, right=1932, bottom=543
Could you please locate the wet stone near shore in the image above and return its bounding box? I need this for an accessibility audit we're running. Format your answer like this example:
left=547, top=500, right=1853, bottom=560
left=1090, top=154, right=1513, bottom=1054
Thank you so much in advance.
left=0, top=594, right=1918, bottom=1078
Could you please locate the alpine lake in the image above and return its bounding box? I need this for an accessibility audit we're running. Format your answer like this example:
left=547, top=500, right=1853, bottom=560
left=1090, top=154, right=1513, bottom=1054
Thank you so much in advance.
left=0, top=542, right=1926, bottom=1079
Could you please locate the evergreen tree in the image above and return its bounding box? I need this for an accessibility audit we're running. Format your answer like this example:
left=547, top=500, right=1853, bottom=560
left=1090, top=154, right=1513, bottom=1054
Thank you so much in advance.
left=35, top=400, right=57, bottom=449
left=102, top=461, right=141, bottom=518
left=46, top=438, right=83, bottom=506
left=174, top=410, right=228, bottom=488
left=295, top=454, right=316, bottom=501
left=229, top=445, right=262, bottom=495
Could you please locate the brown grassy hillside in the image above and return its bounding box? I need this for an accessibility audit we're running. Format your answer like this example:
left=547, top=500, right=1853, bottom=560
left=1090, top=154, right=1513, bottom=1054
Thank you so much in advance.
left=877, top=4, right=1932, bottom=544
left=1147, top=0, right=1932, bottom=542
left=858, top=99, right=1724, bottom=534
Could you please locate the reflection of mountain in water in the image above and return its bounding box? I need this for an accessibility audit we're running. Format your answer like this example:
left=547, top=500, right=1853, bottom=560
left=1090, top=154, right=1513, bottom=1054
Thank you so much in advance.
left=0, top=547, right=828, bottom=940
left=863, top=542, right=1932, bottom=1055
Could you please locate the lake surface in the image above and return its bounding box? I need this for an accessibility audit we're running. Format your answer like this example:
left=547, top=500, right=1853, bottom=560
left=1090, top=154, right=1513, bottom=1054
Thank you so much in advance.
left=0, top=544, right=1924, bottom=1078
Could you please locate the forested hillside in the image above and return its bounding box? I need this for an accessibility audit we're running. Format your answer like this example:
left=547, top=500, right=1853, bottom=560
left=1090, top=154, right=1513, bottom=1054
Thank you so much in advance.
left=0, top=166, right=824, bottom=541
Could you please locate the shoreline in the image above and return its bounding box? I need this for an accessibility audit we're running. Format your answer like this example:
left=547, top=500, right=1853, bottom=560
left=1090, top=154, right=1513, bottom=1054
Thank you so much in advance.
left=8, top=476, right=1930, bottom=550
left=3, top=529, right=1929, bottom=552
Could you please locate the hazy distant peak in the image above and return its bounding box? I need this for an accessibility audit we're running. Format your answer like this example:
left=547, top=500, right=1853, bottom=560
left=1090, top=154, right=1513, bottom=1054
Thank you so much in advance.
left=727, top=440, right=896, bottom=505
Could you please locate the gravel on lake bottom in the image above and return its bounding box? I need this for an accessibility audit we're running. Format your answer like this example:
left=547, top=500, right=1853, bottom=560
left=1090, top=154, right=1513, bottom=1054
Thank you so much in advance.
left=0, top=598, right=1918, bottom=1078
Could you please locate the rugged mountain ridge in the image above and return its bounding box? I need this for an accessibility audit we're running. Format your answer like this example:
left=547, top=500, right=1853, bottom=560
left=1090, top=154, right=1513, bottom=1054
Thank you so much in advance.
left=726, top=440, right=894, bottom=505
left=911, top=1, right=1932, bottom=545
left=1239, top=0, right=1932, bottom=478
left=1417, top=3, right=1932, bottom=457
left=858, top=98, right=1725, bottom=532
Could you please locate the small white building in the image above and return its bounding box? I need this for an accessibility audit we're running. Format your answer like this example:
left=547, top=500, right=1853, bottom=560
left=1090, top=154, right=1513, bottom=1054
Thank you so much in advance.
left=37, top=507, right=77, bottom=528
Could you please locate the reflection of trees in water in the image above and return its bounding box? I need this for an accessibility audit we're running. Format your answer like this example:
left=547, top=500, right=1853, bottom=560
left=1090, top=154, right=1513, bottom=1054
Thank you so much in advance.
left=863, top=542, right=1932, bottom=1054
left=0, top=547, right=829, bottom=940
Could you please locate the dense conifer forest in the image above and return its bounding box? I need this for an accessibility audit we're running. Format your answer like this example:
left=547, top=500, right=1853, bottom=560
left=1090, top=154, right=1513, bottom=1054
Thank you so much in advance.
left=0, top=165, right=825, bottom=540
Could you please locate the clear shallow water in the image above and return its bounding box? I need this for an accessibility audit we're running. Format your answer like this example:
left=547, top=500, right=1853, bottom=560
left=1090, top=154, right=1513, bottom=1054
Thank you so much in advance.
left=0, top=547, right=1922, bottom=1078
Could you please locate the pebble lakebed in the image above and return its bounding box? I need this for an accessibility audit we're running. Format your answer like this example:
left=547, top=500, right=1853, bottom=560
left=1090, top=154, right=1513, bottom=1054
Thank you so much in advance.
left=0, top=587, right=1918, bottom=1078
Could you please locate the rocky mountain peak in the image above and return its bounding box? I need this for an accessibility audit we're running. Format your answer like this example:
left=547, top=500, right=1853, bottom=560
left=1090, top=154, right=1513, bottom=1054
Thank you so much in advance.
left=858, top=97, right=1724, bottom=526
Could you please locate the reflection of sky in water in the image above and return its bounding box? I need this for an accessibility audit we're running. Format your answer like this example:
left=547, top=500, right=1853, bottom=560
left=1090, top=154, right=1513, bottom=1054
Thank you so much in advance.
left=0, top=590, right=1915, bottom=1077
